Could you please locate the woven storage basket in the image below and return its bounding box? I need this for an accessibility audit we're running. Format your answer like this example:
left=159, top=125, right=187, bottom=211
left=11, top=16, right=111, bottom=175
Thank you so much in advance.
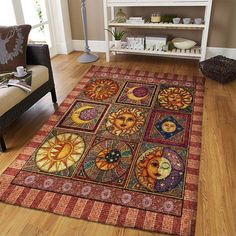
left=199, top=55, right=236, bottom=84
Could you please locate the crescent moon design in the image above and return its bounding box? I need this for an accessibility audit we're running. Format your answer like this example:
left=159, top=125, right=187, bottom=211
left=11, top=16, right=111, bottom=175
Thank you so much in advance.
left=71, top=105, right=97, bottom=124
left=127, top=86, right=149, bottom=101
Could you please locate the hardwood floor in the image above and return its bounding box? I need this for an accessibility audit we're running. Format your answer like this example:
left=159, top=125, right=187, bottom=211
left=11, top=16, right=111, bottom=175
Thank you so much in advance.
left=0, top=52, right=235, bottom=236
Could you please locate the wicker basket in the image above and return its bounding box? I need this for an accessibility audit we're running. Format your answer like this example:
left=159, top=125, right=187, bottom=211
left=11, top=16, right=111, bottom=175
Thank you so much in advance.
left=199, top=55, right=236, bottom=84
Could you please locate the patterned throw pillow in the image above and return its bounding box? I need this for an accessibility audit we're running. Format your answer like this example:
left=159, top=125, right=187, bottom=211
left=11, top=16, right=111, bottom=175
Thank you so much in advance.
left=0, top=24, right=31, bottom=72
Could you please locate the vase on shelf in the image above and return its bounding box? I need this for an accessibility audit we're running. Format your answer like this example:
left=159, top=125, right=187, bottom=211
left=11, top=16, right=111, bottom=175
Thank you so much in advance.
left=115, top=9, right=127, bottom=23
left=114, top=40, right=122, bottom=49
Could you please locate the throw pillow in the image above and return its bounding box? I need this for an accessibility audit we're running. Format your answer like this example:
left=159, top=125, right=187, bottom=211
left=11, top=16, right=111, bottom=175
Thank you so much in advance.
left=0, top=24, right=31, bottom=72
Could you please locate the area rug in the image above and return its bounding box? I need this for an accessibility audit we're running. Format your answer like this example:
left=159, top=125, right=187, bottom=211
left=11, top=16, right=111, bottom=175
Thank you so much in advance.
left=0, top=66, right=205, bottom=236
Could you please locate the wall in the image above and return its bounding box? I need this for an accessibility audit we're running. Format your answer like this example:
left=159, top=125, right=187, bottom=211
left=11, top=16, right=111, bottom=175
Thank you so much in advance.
left=68, top=0, right=104, bottom=41
left=68, top=0, right=236, bottom=48
left=208, top=0, right=236, bottom=48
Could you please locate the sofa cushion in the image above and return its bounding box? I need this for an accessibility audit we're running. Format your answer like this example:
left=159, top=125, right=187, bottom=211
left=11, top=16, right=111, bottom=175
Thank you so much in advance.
left=0, top=25, right=31, bottom=72
left=0, top=65, right=49, bottom=116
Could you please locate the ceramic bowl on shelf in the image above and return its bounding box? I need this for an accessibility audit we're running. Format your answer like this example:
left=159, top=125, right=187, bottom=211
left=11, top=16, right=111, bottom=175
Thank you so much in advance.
left=183, top=18, right=191, bottom=24
left=194, top=18, right=203, bottom=24
left=172, top=38, right=197, bottom=50
left=173, top=18, right=181, bottom=24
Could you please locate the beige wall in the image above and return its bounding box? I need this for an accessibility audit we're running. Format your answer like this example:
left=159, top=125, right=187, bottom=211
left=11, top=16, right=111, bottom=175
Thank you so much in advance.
left=68, top=0, right=236, bottom=48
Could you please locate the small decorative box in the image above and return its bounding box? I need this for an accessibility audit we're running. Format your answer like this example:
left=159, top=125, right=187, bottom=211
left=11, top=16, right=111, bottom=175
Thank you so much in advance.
left=146, top=36, right=167, bottom=51
left=127, top=37, right=145, bottom=50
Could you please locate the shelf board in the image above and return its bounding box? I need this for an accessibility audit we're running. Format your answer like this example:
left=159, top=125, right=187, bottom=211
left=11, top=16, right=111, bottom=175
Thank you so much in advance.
left=110, top=45, right=201, bottom=59
left=109, top=22, right=205, bottom=30
left=107, top=1, right=209, bottom=7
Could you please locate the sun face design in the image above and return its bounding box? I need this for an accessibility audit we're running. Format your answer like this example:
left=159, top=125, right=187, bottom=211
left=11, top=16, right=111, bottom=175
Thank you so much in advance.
left=158, top=87, right=193, bottom=110
left=84, top=79, right=119, bottom=101
left=35, top=133, right=85, bottom=173
left=71, top=105, right=98, bottom=124
left=136, top=147, right=172, bottom=191
left=106, top=107, right=145, bottom=136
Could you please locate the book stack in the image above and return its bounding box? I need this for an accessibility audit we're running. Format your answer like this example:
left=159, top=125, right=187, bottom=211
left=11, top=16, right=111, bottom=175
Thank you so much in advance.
left=126, top=17, right=145, bottom=24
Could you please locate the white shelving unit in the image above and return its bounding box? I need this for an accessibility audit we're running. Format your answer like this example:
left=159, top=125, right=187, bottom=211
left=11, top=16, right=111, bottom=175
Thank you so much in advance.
left=103, top=0, right=213, bottom=62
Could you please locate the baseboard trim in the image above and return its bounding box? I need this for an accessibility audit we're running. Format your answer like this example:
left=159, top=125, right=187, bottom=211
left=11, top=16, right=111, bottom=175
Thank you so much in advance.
left=72, top=40, right=236, bottom=60
left=206, top=47, right=236, bottom=60
left=72, top=40, right=107, bottom=53
left=56, top=42, right=73, bottom=55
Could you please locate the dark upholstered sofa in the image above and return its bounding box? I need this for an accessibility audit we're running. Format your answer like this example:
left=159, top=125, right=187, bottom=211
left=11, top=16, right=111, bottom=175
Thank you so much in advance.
left=0, top=44, right=57, bottom=152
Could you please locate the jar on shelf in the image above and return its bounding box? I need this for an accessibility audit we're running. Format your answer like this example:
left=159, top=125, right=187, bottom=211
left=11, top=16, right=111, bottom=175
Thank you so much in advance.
left=151, top=13, right=161, bottom=23
left=115, top=9, right=127, bottom=23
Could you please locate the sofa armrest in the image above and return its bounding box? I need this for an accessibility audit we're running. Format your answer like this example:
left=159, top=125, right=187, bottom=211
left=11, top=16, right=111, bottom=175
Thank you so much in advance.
left=26, top=44, right=55, bottom=88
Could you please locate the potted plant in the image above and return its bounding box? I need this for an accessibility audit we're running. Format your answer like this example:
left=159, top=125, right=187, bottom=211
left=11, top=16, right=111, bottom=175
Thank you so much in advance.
left=105, top=29, right=126, bottom=49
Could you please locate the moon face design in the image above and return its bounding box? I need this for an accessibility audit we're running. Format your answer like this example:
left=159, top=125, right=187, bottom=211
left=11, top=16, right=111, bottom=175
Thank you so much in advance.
left=135, top=147, right=184, bottom=192
left=127, top=86, right=149, bottom=101
left=71, top=105, right=98, bottom=124
left=157, top=158, right=172, bottom=180
left=36, top=133, right=85, bottom=173
left=155, top=116, right=184, bottom=140
left=161, top=121, right=177, bottom=133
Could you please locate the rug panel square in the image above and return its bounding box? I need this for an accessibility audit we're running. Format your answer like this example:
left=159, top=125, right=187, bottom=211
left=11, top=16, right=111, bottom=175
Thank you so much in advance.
left=96, top=104, right=151, bottom=143
left=144, top=110, right=191, bottom=148
left=21, top=128, right=94, bottom=177
left=76, top=77, right=125, bottom=104
left=56, top=100, right=109, bottom=133
left=154, top=85, right=195, bottom=114
left=126, top=142, right=187, bottom=199
left=116, top=81, right=158, bottom=107
left=73, top=136, right=138, bottom=188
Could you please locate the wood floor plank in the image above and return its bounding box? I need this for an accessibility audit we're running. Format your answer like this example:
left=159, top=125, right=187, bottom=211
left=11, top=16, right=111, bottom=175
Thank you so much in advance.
left=0, top=52, right=235, bottom=236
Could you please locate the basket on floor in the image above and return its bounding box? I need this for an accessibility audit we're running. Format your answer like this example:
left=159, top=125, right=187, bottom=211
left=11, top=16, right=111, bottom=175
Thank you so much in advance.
left=199, top=55, right=236, bottom=84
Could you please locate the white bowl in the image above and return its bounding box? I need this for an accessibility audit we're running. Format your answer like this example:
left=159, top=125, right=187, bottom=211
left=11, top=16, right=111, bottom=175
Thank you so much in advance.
left=183, top=18, right=191, bottom=24
left=194, top=18, right=203, bottom=24
left=173, top=18, right=181, bottom=24
left=172, top=38, right=197, bottom=50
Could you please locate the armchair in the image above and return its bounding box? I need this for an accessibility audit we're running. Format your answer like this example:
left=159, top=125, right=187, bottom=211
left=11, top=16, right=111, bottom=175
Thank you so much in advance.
left=0, top=44, right=57, bottom=152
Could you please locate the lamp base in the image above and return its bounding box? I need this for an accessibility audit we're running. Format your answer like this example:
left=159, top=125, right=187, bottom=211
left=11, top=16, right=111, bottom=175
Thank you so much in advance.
left=77, top=53, right=99, bottom=64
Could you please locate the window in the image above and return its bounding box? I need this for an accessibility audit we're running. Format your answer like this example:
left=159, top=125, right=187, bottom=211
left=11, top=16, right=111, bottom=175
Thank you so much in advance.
left=0, top=0, right=16, bottom=26
left=20, top=0, right=51, bottom=46
left=0, top=0, right=72, bottom=56
left=0, top=0, right=55, bottom=55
